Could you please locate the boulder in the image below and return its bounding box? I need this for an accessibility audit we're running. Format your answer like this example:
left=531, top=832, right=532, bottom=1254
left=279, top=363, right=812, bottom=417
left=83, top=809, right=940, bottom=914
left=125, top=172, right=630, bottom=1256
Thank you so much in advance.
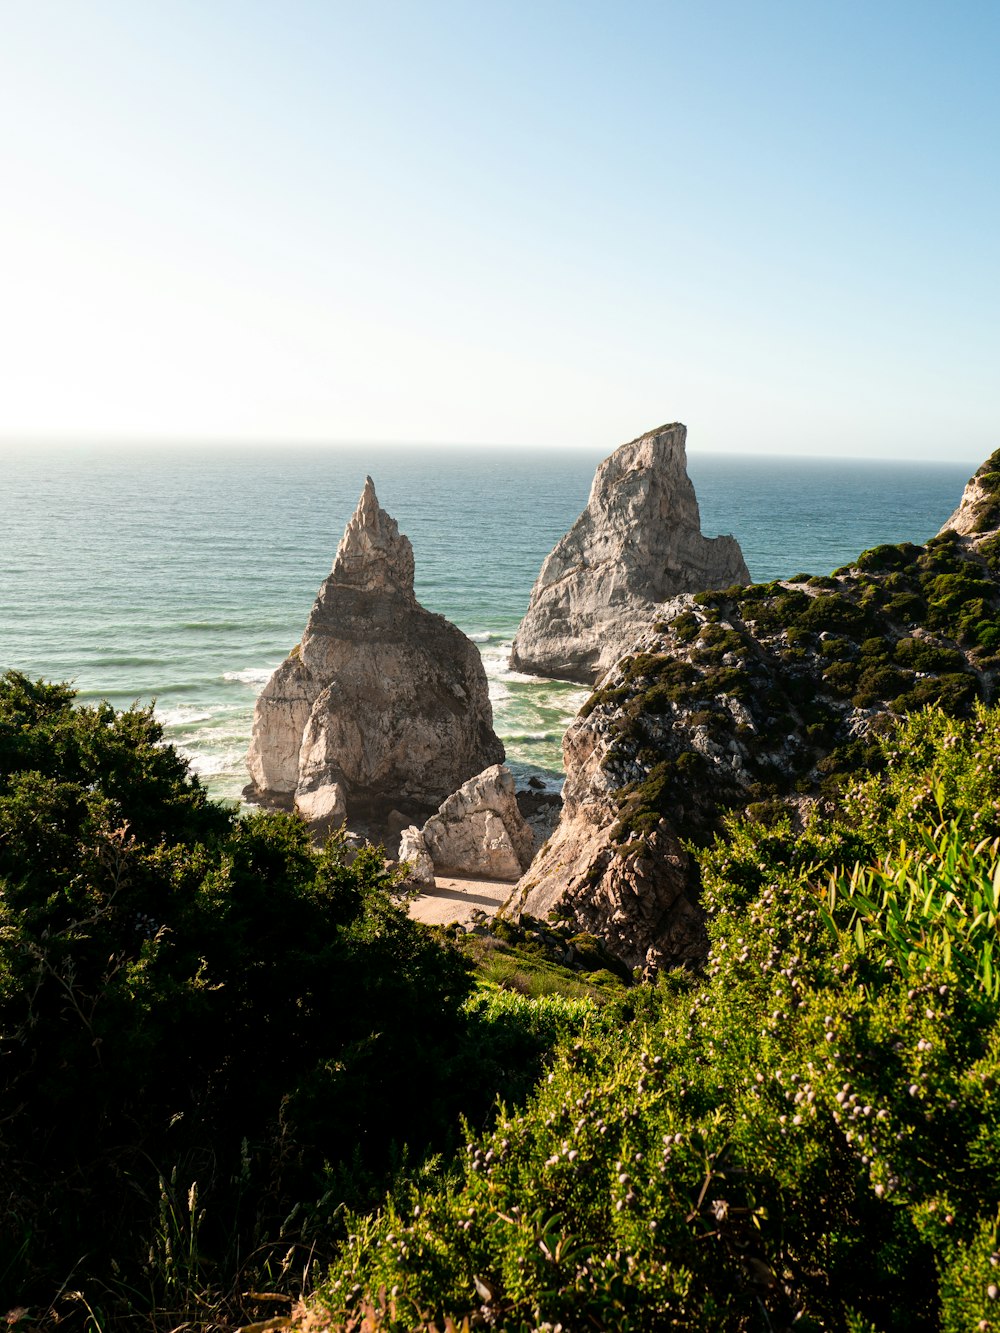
left=398, top=825, right=435, bottom=888
left=401, top=764, right=536, bottom=883
left=509, top=423, right=749, bottom=685
left=245, top=477, right=504, bottom=826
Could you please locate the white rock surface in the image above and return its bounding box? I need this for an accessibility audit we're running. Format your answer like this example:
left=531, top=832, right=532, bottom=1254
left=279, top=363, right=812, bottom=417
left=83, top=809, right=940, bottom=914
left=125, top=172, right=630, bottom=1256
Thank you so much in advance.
left=939, top=452, right=1000, bottom=536
left=398, top=825, right=435, bottom=887
left=405, top=764, right=536, bottom=883
left=291, top=779, right=347, bottom=831
left=246, top=478, right=504, bottom=825
left=509, top=423, right=749, bottom=685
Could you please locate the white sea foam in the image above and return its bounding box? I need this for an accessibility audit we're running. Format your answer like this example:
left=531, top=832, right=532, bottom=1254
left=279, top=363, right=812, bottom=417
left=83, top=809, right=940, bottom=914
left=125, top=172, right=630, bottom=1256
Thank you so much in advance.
left=176, top=746, right=246, bottom=777
left=468, top=631, right=496, bottom=643
left=223, top=667, right=274, bottom=688
left=156, top=705, right=216, bottom=728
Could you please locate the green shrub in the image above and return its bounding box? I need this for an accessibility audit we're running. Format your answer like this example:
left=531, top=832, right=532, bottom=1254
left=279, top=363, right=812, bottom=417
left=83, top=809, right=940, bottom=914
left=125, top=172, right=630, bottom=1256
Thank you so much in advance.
left=800, top=593, right=872, bottom=636
left=893, top=636, right=966, bottom=673
left=0, top=673, right=564, bottom=1317
left=670, top=610, right=701, bottom=643
left=884, top=591, right=926, bottom=623
left=311, top=706, right=1000, bottom=1332
left=855, top=542, right=922, bottom=573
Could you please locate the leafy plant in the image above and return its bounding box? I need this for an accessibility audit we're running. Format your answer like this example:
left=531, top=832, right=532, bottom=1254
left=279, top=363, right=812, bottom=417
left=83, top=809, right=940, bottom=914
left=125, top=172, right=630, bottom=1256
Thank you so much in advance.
left=821, top=815, right=1000, bottom=998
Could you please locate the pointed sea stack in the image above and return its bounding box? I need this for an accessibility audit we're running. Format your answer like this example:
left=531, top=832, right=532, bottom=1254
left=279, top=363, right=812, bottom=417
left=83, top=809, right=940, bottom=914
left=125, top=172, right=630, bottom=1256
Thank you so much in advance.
left=245, top=477, right=504, bottom=830
left=509, top=423, right=750, bottom=685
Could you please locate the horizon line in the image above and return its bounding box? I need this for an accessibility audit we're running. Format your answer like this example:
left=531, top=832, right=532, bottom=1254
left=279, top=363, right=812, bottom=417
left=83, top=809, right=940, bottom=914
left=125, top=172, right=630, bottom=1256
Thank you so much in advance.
left=0, top=434, right=982, bottom=468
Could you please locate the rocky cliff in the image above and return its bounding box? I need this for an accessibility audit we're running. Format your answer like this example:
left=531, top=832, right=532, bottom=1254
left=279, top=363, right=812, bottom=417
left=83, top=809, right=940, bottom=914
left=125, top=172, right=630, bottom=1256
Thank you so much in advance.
left=509, top=423, right=749, bottom=685
left=939, top=451, right=1000, bottom=536
left=508, top=449, right=1000, bottom=972
left=246, top=478, right=504, bottom=829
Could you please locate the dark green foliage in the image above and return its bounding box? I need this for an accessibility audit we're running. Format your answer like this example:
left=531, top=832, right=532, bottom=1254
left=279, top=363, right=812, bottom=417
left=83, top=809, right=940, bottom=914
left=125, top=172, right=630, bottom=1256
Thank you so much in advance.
left=799, top=592, right=872, bottom=636
left=670, top=610, right=701, bottom=643
left=855, top=542, right=922, bottom=573
left=0, top=674, right=565, bottom=1317
left=852, top=664, right=910, bottom=708
left=819, top=634, right=856, bottom=659
left=884, top=590, right=926, bottom=622
left=892, top=633, right=958, bottom=670
left=977, top=534, right=1000, bottom=574
left=581, top=654, right=703, bottom=719
left=691, top=624, right=744, bottom=665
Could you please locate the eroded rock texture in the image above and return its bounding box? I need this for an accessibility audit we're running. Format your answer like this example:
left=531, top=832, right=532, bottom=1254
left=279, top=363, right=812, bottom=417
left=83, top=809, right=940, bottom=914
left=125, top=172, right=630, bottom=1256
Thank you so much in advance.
left=246, top=478, right=504, bottom=829
left=509, top=423, right=749, bottom=685
left=509, top=450, right=1000, bottom=973
left=400, top=764, right=535, bottom=883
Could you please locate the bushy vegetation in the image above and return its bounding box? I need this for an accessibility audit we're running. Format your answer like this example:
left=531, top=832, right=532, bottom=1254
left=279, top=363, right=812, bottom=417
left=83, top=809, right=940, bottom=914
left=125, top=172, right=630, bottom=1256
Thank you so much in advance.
left=307, top=703, right=1000, bottom=1331
left=0, top=674, right=580, bottom=1326
left=10, top=664, right=1000, bottom=1330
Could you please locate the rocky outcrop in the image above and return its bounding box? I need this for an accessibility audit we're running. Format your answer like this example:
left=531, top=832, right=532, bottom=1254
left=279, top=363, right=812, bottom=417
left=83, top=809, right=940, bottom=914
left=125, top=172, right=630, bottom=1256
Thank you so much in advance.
left=400, top=764, right=535, bottom=883
left=509, top=423, right=749, bottom=685
left=939, top=449, right=1000, bottom=536
left=509, top=451, right=1000, bottom=972
left=245, top=478, right=504, bottom=828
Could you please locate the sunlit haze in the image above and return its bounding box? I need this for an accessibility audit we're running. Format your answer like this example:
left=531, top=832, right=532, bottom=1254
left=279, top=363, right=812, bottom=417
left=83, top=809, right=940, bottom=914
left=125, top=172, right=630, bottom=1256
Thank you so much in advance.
left=1, top=1, right=997, bottom=460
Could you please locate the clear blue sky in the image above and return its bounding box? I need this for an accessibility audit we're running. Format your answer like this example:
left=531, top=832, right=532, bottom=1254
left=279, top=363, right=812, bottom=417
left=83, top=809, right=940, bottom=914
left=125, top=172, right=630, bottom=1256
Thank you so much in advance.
left=1, top=0, right=997, bottom=459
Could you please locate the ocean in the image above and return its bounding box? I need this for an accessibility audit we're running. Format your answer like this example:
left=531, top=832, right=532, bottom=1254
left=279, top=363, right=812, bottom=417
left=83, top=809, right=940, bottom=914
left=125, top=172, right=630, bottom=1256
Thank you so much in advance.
left=0, top=444, right=974, bottom=801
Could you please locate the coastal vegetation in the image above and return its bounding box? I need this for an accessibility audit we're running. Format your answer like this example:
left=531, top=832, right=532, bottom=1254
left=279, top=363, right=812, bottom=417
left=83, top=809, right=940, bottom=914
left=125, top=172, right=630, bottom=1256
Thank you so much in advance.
left=6, top=514, right=1000, bottom=1329
left=5, top=679, right=1000, bottom=1328
left=306, top=702, right=1000, bottom=1332
left=0, top=672, right=583, bottom=1327
left=578, top=529, right=1000, bottom=861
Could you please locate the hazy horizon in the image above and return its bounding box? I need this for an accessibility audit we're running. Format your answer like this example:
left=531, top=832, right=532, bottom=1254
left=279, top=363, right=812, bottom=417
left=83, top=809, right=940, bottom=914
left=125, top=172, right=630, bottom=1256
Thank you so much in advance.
left=0, top=435, right=985, bottom=468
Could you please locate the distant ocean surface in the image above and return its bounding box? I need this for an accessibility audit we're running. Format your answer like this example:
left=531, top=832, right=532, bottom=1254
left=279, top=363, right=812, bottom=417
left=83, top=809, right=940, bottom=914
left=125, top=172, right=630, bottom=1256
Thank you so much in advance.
left=0, top=445, right=974, bottom=801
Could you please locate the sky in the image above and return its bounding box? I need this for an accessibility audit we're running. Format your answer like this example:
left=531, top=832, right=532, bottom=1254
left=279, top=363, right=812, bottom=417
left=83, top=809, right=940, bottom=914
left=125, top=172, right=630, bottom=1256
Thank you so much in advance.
left=0, top=0, right=997, bottom=460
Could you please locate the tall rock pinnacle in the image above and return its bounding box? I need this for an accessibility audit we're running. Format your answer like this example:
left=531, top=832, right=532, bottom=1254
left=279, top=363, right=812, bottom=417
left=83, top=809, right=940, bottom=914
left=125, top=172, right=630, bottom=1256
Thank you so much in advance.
left=330, top=475, right=416, bottom=594
left=509, top=423, right=750, bottom=685
left=245, top=478, right=504, bottom=830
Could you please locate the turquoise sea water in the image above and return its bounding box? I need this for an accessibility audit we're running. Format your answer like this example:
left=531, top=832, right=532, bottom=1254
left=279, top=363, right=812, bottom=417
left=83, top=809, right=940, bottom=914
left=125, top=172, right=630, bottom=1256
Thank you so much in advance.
left=0, top=444, right=974, bottom=800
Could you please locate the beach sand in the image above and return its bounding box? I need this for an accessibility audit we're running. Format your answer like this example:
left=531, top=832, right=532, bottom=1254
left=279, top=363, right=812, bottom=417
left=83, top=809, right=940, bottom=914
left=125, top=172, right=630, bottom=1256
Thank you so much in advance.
left=407, top=874, right=513, bottom=927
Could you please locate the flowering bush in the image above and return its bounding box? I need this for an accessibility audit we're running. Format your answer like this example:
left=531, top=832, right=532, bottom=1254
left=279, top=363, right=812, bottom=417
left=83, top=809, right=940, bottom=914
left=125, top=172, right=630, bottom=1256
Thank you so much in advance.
left=310, top=706, right=1000, bottom=1330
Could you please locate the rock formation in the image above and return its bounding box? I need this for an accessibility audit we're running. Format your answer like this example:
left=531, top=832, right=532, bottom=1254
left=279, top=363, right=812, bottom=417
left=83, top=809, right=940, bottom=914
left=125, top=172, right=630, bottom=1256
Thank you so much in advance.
left=400, top=764, right=535, bottom=883
left=398, top=825, right=435, bottom=887
left=509, top=423, right=750, bottom=685
left=508, top=450, right=1000, bottom=971
left=245, top=478, right=504, bottom=829
left=939, top=449, right=1000, bottom=536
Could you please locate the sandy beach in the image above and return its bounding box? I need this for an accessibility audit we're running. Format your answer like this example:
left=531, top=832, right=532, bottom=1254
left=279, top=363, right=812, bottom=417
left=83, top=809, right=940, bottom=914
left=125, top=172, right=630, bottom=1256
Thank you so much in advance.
left=406, top=875, right=513, bottom=927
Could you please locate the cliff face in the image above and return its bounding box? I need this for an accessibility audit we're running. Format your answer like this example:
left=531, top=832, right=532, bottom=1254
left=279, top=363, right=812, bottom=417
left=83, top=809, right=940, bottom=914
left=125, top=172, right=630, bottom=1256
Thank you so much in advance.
left=509, top=423, right=749, bottom=685
left=510, top=450, right=1000, bottom=972
left=939, top=451, right=1000, bottom=536
left=246, top=478, right=504, bottom=828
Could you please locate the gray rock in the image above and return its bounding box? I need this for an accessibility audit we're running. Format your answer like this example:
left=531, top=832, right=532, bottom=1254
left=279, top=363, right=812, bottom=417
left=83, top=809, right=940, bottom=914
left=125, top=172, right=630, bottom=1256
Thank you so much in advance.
left=509, top=423, right=749, bottom=685
left=245, top=477, right=504, bottom=826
